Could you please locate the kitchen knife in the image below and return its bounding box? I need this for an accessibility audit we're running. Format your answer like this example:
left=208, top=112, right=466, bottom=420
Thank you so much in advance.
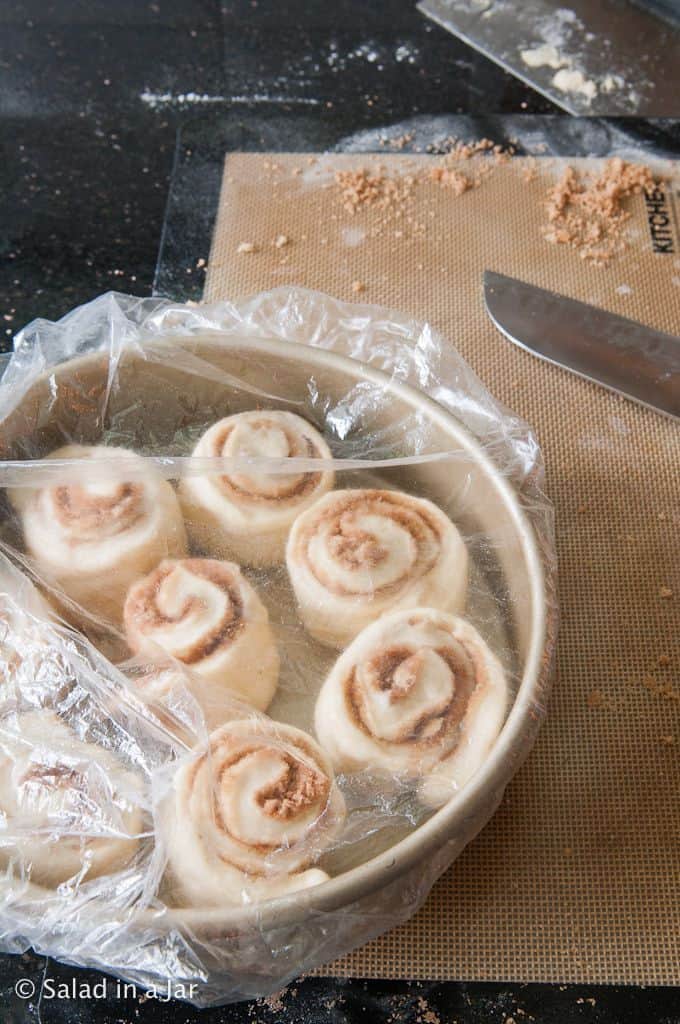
left=484, top=270, right=680, bottom=420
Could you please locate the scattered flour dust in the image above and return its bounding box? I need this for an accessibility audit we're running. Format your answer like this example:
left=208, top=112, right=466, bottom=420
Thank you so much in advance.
left=601, top=73, right=625, bottom=94
left=552, top=68, right=598, bottom=102
left=518, top=5, right=632, bottom=106
left=520, top=43, right=565, bottom=70
left=139, top=89, right=321, bottom=108
left=326, top=39, right=419, bottom=71
left=341, top=226, right=367, bottom=247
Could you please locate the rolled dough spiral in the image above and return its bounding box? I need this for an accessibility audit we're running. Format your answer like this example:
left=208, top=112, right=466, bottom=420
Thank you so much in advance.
left=123, top=558, right=279, bottom=712
left=0, top=711, right=143, bottom=886
left=286, top=489, right=468, bottom=647
left=314, top=607, right=508, bottom=807
left=161, top=719, right=345, bottom=905
left=179, top=411, right=334, bottom=566
left=11, top=445, right=187, bottom=625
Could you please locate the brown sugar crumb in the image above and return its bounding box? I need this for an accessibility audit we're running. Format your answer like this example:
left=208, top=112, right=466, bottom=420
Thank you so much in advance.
left=255, top=988, right=286, bottom=1013
left=659, top=585, right=674, bottom=599
left=427, top=138, right=508, bottom=192
left=429, top=165, right=470, bottom=195
left=335, top=167, right=417, bottom=215
left=587, top=689, right=612, bottom=709
left=522, top=157, right=539, bottom=183
left=660, top=734, right=675, bottom=746
left=236, top=241, right=258, bottom=254
left=415, top=996, right=441, bottom=1024
left=658, top=654, right=671, bottom=666
left=380, top=131, right=415, bottom=150
left=543, top=158, right=656, bottom=265
left=335, top=137, right=510, bottom=221
left=427, top=136, right=496, bottom=159
left=643, top=674, right=680, bottom=702
left=351, top=280, right=366, bottom=294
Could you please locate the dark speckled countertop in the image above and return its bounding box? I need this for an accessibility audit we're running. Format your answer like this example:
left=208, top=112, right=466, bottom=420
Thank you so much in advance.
left=0, top=0, right=558, bottom=345
left=0, top=2, right=679, bottom=1021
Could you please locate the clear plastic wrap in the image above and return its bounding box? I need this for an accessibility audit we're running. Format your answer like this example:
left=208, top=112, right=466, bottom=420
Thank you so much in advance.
left=0, top=288, right=557, bottom=1005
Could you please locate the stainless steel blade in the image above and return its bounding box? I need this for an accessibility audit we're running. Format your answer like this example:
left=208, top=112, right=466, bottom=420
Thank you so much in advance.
left=484, top=271, right=680, bottom=419
left=418, top=0, right=680, bottom=117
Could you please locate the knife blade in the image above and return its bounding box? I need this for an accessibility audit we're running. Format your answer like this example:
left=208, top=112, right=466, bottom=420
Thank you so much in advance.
left=484, top=271, right=680, bottom=420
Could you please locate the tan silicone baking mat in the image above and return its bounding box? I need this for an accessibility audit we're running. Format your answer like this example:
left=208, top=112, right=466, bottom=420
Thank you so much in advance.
left=204, top=152, right=680, bottom=985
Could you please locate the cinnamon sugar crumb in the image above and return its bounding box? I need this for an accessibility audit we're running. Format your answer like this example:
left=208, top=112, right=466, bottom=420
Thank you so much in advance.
left=380, top=131, right=415, bottom=150
left=660, top=734, right=675, bottom=746
left=587, top=689, right=612, bottom=709
left=658, top=654, right=671, bottom=666
left=523, top=157, right=539, bottom=183
left=333, top=138, right=512, bottom=237
left=543, top=158, right=656, bottom=265
left=351, top=280, right=366, bottom=294
left=429, top=166, right=470, bottom=195
left=256, top=989, right=286, bottom=1013
left=258, top=762, right=328, bottom=820
left=335, top=167, right=417, bottom=215
left=643, top=674, right=680, bottom=702
left=415, top=996, right=441, bottom=1024
left=659, top=585, right=673, bottom=598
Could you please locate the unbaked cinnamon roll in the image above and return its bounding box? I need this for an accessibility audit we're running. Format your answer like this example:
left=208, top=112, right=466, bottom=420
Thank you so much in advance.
left=160, top=719, right=345, bottom=906
left=286, top=489, right=468, bottom=647
left=0, top=711, right=143, bottom=886
left=178, top=411, right=334, bottom=566
left=10, top=445, right=187, bottom=625
left=314, top=607, right=508, bottom=807
left=123, top=558, right=279, bottom=712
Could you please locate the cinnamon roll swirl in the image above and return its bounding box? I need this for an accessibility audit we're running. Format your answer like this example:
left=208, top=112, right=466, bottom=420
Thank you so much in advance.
left=178, top=411, right=334, bottom=566
left=286, top=489, right=468, bottom=647
left=160, top=719, right=345, bottom=906
left=314, top=608, right=508, bottom=807
left=123, top=558, right=279, bottom=712
left=11, top=445, right=187, bottom=625
left=0, top=711, right=143, bottom=886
